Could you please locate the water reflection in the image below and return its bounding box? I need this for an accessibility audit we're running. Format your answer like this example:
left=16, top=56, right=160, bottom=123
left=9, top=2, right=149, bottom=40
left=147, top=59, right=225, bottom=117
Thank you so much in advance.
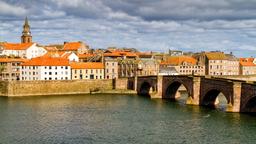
left=0, top=94, right=256, bottom=144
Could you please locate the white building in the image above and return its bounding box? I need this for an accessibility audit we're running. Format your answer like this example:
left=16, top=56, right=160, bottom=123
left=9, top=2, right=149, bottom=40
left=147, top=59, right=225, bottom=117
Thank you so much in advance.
left=44, top=51, right=79, bottom=62
left=1, top=43, right=47, bottom=59
left=20, top=56, right=71, bottom=81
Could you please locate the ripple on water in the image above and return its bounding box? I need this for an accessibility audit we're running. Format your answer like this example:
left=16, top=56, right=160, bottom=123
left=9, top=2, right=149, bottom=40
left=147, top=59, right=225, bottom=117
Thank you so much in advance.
left=0, top=94, right=256, bottom=144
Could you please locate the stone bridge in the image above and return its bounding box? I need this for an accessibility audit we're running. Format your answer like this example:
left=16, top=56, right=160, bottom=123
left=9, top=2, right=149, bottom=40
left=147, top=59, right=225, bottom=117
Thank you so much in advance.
left=132, top=75, right=256, bottom=113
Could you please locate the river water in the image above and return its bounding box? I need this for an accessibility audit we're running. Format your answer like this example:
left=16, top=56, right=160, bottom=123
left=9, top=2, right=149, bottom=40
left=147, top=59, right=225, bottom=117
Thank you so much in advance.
left=0, top=94, right=256, bottom=144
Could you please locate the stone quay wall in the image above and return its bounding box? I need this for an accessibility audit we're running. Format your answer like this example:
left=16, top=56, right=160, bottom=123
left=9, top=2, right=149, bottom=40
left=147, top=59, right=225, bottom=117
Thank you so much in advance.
left=0, top=79, right=130, bottom=97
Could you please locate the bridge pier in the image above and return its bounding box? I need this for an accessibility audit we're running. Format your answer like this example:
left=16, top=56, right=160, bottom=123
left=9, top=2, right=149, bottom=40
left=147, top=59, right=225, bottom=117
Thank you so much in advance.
left=226, top=82, right=241, bottom=112
left=187, top=77, right=200, bottom=105
left=134, top=76, right=138, bottom=91
left=150, top=75, right=163, bottom=98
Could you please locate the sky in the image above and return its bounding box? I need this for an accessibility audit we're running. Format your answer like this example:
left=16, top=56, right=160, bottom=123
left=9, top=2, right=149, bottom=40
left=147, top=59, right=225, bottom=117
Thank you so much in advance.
left=1, top=0, right=256, bottom=57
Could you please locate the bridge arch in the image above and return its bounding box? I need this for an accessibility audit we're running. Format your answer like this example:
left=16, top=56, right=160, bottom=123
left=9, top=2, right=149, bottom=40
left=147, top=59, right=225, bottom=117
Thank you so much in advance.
left=138, top=81, right=156, bottom=96
left=243, top=96, right=256, bottom=112
left=201, top=89, right=230, bottom=109
left=163, top=80, right=194, bottom=104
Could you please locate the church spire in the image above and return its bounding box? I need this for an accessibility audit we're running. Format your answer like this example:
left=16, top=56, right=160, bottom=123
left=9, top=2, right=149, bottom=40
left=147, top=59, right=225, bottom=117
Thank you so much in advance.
left=21, top=17, right=32, bottom=43
left=24, top=16, right=29, bottom=26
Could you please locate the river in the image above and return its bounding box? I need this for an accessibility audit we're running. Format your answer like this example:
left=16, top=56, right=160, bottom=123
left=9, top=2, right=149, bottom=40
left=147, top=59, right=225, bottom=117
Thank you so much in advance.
left=0, top=94, right=256, bottom=144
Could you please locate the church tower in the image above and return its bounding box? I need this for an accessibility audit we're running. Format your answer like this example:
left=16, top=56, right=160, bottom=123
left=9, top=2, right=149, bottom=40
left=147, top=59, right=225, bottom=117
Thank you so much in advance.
left=21, top=17, right=32, bottom=43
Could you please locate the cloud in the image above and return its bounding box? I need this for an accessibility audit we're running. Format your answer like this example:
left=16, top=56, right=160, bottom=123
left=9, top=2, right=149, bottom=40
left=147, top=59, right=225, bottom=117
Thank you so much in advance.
left=1, top=0, right=256, bottom=57
left=0, top=1, right=28, bottom=17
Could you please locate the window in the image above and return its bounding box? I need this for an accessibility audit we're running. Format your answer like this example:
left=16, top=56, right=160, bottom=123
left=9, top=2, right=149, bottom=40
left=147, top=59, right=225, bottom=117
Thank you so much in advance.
left=45, top=66, right=47, bottom=69
left=49, top=66, right=52, bottom=69
left=49, top=72, right=52, bottom=75
left=75, top=70, right=77, bottom=74
left=65, top=77, right=68, bottom=80
left=55, top=66, right=57, bottom=69
left=49, top=77, right=52, bottom=80
left=55, top=72, right=57, bottom=75
left=45, top=78, right=47, bottom=80
left=91, top=70, right=93, bottom=73
left=55, top=77, right=57, bottom=80
left=45, top=72, right=47, bottom=74
left=65, top=66, right=68, bottom=69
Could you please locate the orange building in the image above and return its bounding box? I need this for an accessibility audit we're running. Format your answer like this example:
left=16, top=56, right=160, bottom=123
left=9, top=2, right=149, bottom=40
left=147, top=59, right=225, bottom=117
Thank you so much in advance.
left=70, top=62, right=104, bottom=79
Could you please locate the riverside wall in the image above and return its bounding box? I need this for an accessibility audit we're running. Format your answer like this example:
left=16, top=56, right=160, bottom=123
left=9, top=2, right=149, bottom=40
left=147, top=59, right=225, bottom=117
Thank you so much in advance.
left=0, top=78, right=131, bottom=97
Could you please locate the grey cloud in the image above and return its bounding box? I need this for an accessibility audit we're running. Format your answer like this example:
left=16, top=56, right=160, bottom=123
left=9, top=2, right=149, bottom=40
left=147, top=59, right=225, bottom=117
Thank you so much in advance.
left=1, top=0, right=256, bottom=56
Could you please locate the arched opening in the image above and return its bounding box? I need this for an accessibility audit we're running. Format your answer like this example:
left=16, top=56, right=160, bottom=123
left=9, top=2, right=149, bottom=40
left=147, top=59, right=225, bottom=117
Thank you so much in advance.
left=244, top=97, right=256, bottom=112
left=165, top=82, right=190, bottom=104
left=139, top=82, right=152, bottom=97
left=202, top=89, right=229, bottom=111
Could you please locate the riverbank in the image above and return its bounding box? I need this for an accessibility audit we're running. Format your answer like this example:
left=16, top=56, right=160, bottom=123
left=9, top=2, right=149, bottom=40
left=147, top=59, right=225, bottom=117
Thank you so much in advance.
left=0, top=78, right=134, bottom=97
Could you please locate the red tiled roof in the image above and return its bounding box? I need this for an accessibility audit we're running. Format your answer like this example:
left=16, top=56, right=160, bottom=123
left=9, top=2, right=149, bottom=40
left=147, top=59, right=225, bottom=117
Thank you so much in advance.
left=21, top=56, right=69, bottom=66
left=160, top=56, right=197, bottom=66
left=63, top=42, right=81, bottom=51
left=240, top=58, right=256, bottom=66
left=78, top=53, right=96, bottom=59
left=104, top=51, right=137, bottom=57
left=0, top=58, right=28, bottom=63
left=44, top=46, right=58, bottom=51
left=70, top=62, right=104, bottom=69
left=3, top=43, right=34, bottom=50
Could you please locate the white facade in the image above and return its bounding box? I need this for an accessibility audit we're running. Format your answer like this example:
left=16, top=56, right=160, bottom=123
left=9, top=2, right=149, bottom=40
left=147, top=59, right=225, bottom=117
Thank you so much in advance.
left=3, top=43, right=47, bottom=59
left=66, top=52, right=79, bottom=62
left=26, top=44, right=47, bottom=59
left=20, top=65, right=71, bottom=81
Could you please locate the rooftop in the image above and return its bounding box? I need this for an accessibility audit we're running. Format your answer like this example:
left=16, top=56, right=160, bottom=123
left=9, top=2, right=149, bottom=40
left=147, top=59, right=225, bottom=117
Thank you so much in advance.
left=21, top=56, right=69, bottom=66
left=70, top=62, right=104, bottom=69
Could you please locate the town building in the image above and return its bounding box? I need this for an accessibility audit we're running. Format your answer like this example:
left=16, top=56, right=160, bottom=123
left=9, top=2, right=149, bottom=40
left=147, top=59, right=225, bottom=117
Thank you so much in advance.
left=104, top=58, right=119, bottom=79
left=239, top=58, right=256, bottom=75
left=205, top=52, right=239, bottom=75
left=44, top=51, right=79, bottom=62
left=1, top=42, right=47, bottom=59
left=20, top=57, right=71, bottom=81
left=160, top=56, right=205, bottom=75
left=63, top=41, right=89, bottom=54
left=0, top=58, right=27, bottom=80
left=70, top=62, right=104, bottom=80
left=137, top=59, right=159, bottom=76
left=103, top=49, right=139, bottom=78
left=169, top=50, right=183, bottom=56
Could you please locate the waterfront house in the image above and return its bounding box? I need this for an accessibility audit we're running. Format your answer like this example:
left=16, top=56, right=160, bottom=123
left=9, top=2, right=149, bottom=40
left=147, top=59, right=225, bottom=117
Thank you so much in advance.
left=20, top=56, right=71, bottom=81
left=205, top=52, right=239, bottom=75
left=239, top=58, right=256, bottom=75
left=0, top=58, right=27, bottom=80
left=70, top=62, right=104, bottom=80
left=160, top=56, right=205, bottom=75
